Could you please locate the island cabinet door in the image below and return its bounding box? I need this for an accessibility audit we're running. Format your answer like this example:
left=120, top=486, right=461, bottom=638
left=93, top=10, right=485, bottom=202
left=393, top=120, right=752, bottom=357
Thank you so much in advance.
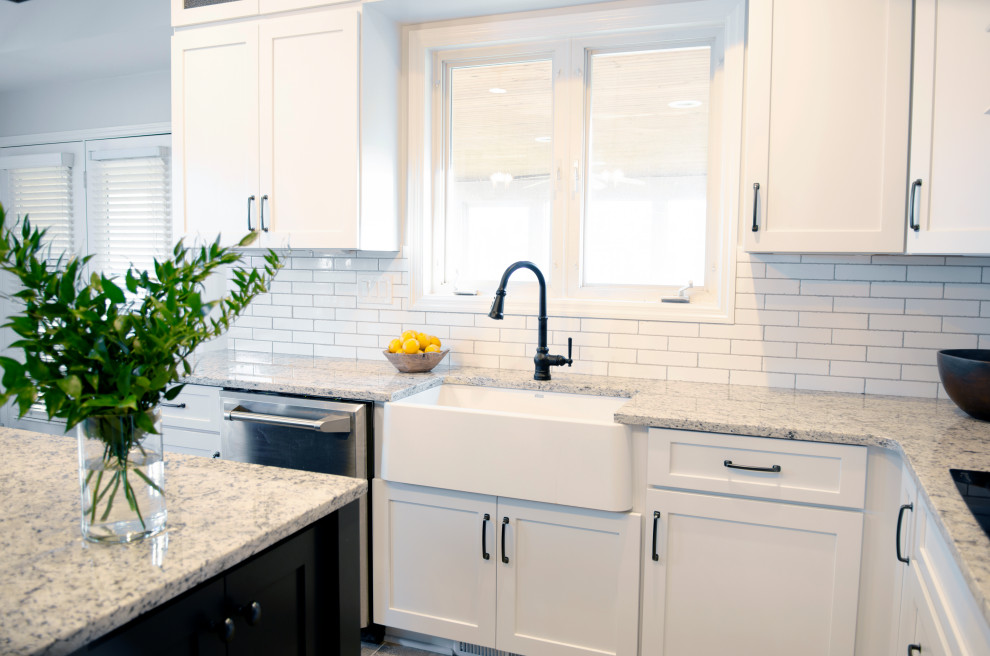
left=79, top=578, right=227, bottom=656
left=224, top=523, right=319, bottom=656
left=495, top=498, right=640, bottom=656
left=372, top=481, right=498, bottom=646
left=641, top=489, right=864, bottom=656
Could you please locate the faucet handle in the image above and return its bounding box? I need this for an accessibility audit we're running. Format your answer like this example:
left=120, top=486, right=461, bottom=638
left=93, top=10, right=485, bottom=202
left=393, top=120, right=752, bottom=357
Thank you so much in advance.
left=567, top=337, right=573, bottom=366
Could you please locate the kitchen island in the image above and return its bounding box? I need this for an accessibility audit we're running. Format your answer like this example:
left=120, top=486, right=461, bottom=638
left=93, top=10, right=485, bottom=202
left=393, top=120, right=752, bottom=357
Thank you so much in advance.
left=0, top=428, right=367, bottom=656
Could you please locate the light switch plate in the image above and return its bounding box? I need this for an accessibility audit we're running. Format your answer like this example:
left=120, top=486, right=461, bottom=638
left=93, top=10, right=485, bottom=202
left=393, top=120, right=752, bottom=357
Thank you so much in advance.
left=357, top=273, right=394, bottom=306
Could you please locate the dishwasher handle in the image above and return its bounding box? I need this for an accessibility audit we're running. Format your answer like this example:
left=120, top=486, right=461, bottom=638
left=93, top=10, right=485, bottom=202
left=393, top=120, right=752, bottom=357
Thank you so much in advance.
left=223, top=405, right=352, bottom=433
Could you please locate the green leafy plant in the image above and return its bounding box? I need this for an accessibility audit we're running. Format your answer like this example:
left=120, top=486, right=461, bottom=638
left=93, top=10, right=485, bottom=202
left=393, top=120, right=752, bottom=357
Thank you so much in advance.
left=0, top=202, right=283, bottom=532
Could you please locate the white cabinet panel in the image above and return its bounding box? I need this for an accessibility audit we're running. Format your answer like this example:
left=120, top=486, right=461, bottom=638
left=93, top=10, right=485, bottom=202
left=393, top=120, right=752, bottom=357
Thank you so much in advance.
left=161, top=384, right=221, bottom=432
left=906, top=0, right=990, bottom=254
left=171, top=23, right=259, bottom=247
left=496, top=498, right=640, bottom=656
left=898, top=567, right=953, bottom=656
left=642, top=488, right=863, bottom=656
left=372, top=481, right=497, bottom=646
left=259, top=10, right=359, bottom=249
left=743, top=0, right=912, bottom=253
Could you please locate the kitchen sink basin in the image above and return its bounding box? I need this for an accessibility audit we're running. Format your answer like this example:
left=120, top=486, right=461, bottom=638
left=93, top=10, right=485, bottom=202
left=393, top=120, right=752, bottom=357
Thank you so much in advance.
left=382, top=384, right=633, bottom=511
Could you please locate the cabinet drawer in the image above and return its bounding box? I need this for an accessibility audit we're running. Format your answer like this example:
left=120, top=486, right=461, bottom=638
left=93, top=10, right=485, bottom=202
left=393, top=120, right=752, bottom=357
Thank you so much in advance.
left=647, top=428, right=867, bottom=509
left=161, top=385, right=220, bottom=431
left=162, top=427, right=221, bottom=457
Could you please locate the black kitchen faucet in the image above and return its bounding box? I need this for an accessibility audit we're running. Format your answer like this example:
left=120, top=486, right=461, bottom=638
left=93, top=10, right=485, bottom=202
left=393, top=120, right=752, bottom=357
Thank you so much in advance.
left=488, top=261, right=573, bottom=381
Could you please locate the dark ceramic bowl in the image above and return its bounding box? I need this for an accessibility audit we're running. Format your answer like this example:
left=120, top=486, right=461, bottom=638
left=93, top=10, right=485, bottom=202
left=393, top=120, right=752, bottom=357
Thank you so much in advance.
left=937, top=349, right=990, bottom=421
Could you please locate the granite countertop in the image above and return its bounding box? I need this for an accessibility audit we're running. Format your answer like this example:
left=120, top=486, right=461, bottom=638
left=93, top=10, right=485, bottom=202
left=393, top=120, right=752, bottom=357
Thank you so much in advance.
left=0, top=428, right=366, bottom=656
left=187, top=350, right=990, bottom=628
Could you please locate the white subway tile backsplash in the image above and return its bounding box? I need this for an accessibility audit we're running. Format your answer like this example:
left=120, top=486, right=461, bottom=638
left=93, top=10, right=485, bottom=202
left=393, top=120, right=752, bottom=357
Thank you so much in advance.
left=765, top=295, right=833, bottom=312
left=796, top=375, right=864, bottom=394
left=730, top=371, right=795, bottom=388
left=232, top=251, right=990, bottom=400
left=764, top=357, right=830, bottom=375
left=835, top=265, right=905, bottom=281
left=865, top=379, right=939, bottom=398
left=797, top=343, right=866, bottom=361
left=905, top=299, right=980, bottom=317
left=907, top=265, right=981, bottom=283
left=638, top=350, right=699, bottom=367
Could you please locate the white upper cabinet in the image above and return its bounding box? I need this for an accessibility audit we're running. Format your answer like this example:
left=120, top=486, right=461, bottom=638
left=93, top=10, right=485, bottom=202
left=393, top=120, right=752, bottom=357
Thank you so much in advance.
left=171, top=0, right=354, bottom=27
left=906, top=0, right=990, bottom=255
left=743, top=0, right=913, bottom=253
left=171, top=3, right=399, bottom=250
left=171, top=23, right=260, bottom=248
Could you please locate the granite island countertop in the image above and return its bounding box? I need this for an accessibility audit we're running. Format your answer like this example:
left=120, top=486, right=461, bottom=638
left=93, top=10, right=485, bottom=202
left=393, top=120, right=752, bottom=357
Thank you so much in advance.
left=186, top=350, right=990, bottom=629
left=0, top=428, right=366, bottom=656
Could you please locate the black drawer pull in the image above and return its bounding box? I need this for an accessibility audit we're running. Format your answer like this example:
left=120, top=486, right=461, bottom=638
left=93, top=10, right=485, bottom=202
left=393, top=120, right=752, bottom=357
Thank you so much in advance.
left=161, top=402, right=186, bottom=409
left=652, top=511, right=661, bottom=562
left=724, top=460, right=781, bottom=473
left=501, top=517, right=509, bottom=564
left=908, top=644, right=922, bottom=655
left=482, top=513, right=490, bottom=561
left=908, top=179, right=922, bottom=232
left=897, top=503, right=914, bottom=565
left=751, top=182, right=760, bottom=232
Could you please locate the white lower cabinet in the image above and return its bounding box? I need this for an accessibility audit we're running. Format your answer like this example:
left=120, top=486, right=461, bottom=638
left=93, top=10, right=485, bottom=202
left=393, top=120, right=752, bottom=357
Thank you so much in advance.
left=897, top=567, right=952, bottom=656
left=161, top=384, right=221, bottom=458
left=642, top=489, right=864, bottom=656
left=373, top=480, right=640, bottom=656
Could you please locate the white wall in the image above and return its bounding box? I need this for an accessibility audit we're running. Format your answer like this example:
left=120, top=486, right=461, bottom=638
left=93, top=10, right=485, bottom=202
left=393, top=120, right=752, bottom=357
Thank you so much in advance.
left=0, top=70, right=170, bottom=139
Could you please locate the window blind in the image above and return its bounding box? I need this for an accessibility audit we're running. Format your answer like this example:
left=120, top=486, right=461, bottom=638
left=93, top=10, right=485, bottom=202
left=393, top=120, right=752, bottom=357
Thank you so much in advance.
left=5, top=165, right=75, bottom=267
left=87, top=147, right=172, bottom=280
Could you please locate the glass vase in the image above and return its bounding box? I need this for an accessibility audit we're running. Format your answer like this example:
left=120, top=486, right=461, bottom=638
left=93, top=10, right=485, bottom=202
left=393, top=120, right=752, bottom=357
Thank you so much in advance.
left=77, top=409, right=167, bottom=543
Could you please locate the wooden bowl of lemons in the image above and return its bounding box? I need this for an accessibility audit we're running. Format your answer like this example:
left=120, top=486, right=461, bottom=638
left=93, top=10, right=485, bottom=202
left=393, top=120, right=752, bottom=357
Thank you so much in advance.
left=383, top=330, right=449, bottom=373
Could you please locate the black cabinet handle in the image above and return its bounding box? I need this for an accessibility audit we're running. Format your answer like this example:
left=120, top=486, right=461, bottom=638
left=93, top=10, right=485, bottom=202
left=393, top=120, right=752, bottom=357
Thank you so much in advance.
left=724, top=459, right=781, bottom=473
left=212, top=451, right=221, bottom=459
left=238, top=600, right=262, bottom=626
left=482, top=513, right=490, bottom=560
left=908, top=644, right=922, bottom=655
left=652, top=511, right=661, bottom=562
left=260, top=194, right=269, bottom=232
left=161, top=402, right=186, bottom=409
left=213, top=617, right=235, bottom=643
left=908, top=179, right=922, bottom=232
left=751, top=182, right=760, bottom=232
left=897, top=503, right=914, bottom=564
left=501, top=517, right=509, bottom=564
left=247, top=195, right=256, bottom=231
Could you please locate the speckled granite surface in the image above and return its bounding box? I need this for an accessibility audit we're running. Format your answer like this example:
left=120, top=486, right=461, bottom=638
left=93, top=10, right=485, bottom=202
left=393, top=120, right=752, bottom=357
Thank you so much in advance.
left=0, top=428, right=366, bottom=656
left=186, top=350, right=990, bottom=629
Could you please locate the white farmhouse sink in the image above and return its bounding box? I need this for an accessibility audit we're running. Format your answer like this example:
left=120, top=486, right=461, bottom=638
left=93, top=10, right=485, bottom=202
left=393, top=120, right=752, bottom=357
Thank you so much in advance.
left=382, top=384, right=633, bottom=511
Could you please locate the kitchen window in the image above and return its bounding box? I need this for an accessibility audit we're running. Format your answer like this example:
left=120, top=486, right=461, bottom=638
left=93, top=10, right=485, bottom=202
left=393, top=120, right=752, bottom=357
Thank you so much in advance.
left=407, top=0, right=745, bottom=321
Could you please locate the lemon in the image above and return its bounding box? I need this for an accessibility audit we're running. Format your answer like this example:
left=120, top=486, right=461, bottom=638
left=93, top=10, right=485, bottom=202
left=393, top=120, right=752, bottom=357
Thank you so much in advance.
left=425, top=344, right=440, bottom=353
left=401, top=330, right=416, bottom=343
left=416, top=332, right=431, bottom=350
left=387, top=338, right=402, bottom=354
left=429, top=336, right=442, bottom=349
left=402, top=338, right=421, bottom=354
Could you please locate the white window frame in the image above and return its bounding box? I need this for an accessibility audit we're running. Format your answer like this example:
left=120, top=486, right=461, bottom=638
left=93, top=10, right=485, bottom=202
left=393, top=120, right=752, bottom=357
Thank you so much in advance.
left=406, top=0, right=745, bottom=322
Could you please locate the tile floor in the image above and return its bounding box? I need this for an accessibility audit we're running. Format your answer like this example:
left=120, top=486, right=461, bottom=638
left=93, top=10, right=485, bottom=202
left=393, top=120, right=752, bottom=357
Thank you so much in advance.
left=362, top=641, right=448, bottom=656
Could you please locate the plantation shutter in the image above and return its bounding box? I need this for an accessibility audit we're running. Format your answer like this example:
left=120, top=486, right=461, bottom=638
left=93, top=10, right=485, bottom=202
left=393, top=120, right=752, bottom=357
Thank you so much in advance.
left=87, top=146, right=172, bottom=280
left=0, top=152, right=76, bottom=267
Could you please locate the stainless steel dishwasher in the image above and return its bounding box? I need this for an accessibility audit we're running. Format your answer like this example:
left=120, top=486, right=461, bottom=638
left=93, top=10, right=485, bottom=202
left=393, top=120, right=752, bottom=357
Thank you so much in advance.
left=220, top=390, right=372, bottom=627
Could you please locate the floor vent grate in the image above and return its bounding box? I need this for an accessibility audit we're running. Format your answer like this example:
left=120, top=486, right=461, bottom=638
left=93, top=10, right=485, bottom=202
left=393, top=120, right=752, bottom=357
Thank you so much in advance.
left=455, top=643, right=522, bottom=656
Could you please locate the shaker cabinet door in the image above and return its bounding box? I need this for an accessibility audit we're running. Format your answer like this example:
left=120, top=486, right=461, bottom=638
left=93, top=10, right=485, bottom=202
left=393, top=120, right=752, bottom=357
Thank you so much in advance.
left=906, top=0, right=990, bottom=254
left=641, top=488, right=863, bottom=656
left=171, top=23, right=260, bottom=247
left=372, top=481, right=498, bottom=646
left=258, top=8, right=360, bottom=249
left=743, top=0, right=912, bottom=253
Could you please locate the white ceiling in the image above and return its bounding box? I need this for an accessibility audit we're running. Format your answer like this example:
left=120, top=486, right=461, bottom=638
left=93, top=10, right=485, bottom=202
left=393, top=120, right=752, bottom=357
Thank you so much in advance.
left=0, top=0, right=171, bottom=93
